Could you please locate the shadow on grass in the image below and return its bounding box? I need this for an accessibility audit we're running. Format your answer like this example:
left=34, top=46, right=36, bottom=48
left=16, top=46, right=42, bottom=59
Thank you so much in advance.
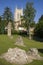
left=33, top=36, right=43, bottom=42
left=38, top=49, right=43, bottom=53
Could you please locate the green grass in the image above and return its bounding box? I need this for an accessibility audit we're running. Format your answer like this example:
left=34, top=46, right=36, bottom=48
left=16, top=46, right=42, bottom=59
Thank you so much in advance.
left=25, top=60, right=43, bottom=65
left=0, top=35, right=18, bottom=55
left=23, top=37, right=43, bottom=49
left=0, top=59, right=12, bottom=65
left=0, top=34, right=43, bottom=65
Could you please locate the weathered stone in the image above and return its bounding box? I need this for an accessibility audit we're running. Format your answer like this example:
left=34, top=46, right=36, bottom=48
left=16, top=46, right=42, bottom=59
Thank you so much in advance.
left=7, top=22, right=12, bottom=36
left=15, top=36, right=25, bottom=46
left=28, top=48, right=38, bottom=55
left=0, top=48, right=43, bottom=65
left=1, top=47, right=29, bottom=65
left=27, top=48, right=43, bottom=60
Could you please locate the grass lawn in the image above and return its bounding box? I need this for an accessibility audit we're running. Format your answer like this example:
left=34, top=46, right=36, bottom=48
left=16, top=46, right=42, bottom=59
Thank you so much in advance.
left=0, top=34, right=43, bottom=65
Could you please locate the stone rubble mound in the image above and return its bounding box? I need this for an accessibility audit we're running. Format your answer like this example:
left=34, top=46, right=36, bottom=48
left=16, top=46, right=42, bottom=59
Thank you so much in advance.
left=15, top=36, right=25, bottom=46
left=27, top=48, right=43, bottom=60
left=0, top=47, right=29, bottom=65
left=0, top=48, right=43, bottom=65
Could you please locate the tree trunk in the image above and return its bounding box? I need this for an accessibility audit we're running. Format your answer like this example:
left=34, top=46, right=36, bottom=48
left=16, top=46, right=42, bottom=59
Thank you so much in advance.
left=28, top=26, right=32, bottom=40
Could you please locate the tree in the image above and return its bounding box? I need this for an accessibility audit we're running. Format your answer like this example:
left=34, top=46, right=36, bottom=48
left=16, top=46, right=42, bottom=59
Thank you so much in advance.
left=3, top=7, right=13, bottom=36
left=3, top=7, right=13, bottom=23
left=0, top=16, right=2, bottom=34
left=23, top=2, right=36, bottom=39
left=34, top=15, right=43, bottom=38
left=0, top=16, right=5, bottom=34
left=30, top=21, right=36, bottom=27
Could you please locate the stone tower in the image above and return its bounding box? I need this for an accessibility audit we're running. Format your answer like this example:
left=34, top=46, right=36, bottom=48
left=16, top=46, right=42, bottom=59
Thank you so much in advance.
left=14, top=7, right=23, bottom=30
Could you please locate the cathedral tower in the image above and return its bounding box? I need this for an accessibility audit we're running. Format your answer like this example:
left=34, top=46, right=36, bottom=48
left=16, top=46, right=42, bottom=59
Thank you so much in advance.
left=14, top=7, right=23, bottom=30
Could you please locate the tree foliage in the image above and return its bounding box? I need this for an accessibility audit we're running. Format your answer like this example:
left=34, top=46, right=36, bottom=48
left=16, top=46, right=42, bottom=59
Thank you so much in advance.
left=2, top=7, right=13, bottom=25
left=23, top=2, right=36, bottom=29
left=0, top=16, right=5, bottom=34
left=34, top=15, right=43, bottom=38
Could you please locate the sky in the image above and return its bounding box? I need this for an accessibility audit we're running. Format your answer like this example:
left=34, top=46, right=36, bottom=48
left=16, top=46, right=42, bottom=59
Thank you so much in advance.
left=0, top=0, right=43, bottom=22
